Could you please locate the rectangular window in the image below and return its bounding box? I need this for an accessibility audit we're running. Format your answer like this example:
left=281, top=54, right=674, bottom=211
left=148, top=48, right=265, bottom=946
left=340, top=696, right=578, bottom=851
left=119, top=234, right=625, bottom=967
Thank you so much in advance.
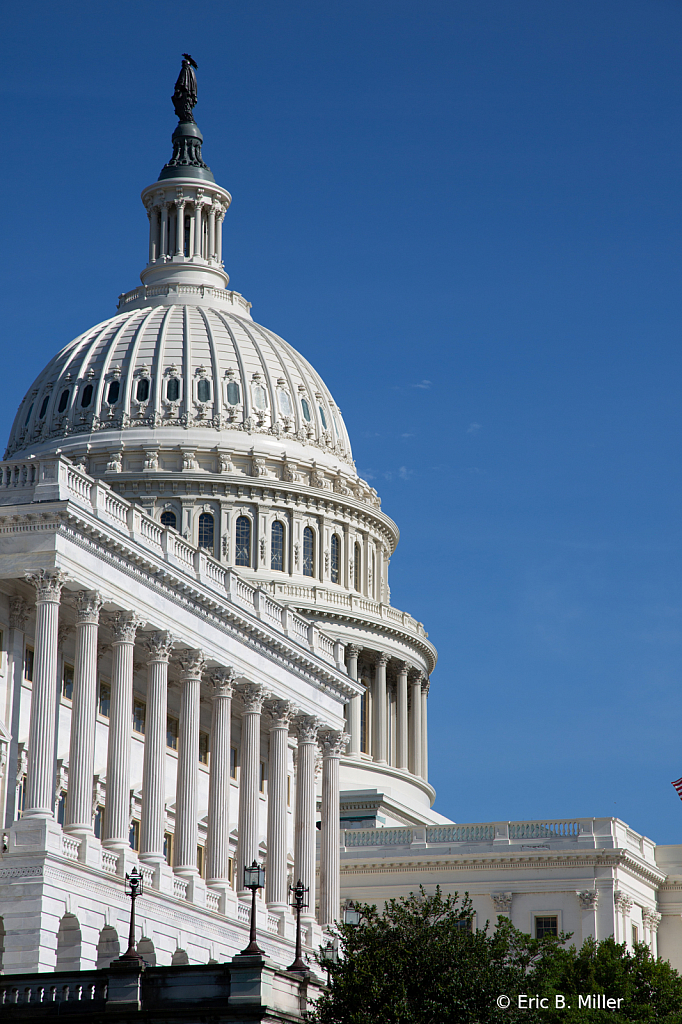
left=360, top=687, right=369, bottom=754
left=535, top=916, right=558, bottom=939
left=24, top=646, right=34, bottom=681
left=132, top=699, right=146, bottom=735
left=632, top=924, right=639, bottom=946
left=199, top=732, right=209, bottom=765
left=167, top=716, right=179, bottom=750
left=197, top=844, right=204, bottom=877
left=62, top=663, right=74, bottom=700
left=164, top=831, right=174, bottom=866
left=99, top=681, right=111, bottom=718
left=129, top=820, right=140, bottom=852
left=230, top=745, right=238, bottom=779
left=260, top=760, right=267, bottom=793
left=57, top=791, right=67, bottom=826
left=16, top=775, right=26, bottom=818
left=455, top=917, right=473, bottom=932
left=93, top=805, right=103, bottom=839
left=228, top=857, right=234, bottom=886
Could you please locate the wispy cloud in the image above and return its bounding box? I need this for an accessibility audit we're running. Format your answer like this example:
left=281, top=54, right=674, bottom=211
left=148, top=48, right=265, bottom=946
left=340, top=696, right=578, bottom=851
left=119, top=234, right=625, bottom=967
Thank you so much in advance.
left=401, top=432, right=414, bottom=438
left=382, top=466, right=413, bottom=482
left=466, top=422, right=481, bottom=435
left=413, top=380, right=432, bottom=390
left=398, top=466, right=411, bottom=480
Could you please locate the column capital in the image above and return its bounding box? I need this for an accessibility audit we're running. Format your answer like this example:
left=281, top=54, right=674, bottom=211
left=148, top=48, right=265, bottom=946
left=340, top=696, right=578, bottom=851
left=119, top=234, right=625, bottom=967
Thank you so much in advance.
left=397, top=660, right=410, bottom=676
left=409, top=667, right=425, bottom=683
left=143, top=631, right=175, bottom=663
left=577, top=889, right=599, bottom=911
left=9, top=595, right=30, bottom=630
left=421, top=676, right=430, bottom=694
left=210, top=665, right=236, bottom=698
left=108, top=611, right=145, bottom=644
left=614, top=890, right=634, bottom=913
left=74, top=590, right=103, bottom=625
left=374, top=651, right=390, bottom=667
left=346, top=644, right=361, bottom=658
left=642, top=908, right=661, bottom=931
left=318, top=729, right=349, bottom=758
left=25, top=568, right=68, bottom=602
left=267, top=699, right=296, bottom=729
left=239, top=682, right=266, bottom=714
left=295, top=714, right=320, bottom=744
left=491, top=892, right=513, bottom=915
left=176, top=648, right=206, bottom=681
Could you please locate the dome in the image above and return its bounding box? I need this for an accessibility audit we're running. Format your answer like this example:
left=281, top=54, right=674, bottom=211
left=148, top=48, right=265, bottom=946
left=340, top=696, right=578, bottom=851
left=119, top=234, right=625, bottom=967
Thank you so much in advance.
left=6, top=298, right=356, bottom=484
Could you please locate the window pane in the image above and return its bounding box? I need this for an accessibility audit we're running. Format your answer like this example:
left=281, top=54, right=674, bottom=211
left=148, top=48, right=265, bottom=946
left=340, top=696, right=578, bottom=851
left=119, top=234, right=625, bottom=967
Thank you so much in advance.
left=227, top=380, right=240, bottom=405
left=99, top=682, right=111, bottom=718
left=167, top=716, right=178, bottom=750
left=24, top=402, right=34, bottom=425
left=260, top=761, right=266, bottom=793
left=136, top=378, right=150, bottom=402
left=319, top=406, right=327, bottom=430
left=107, top=380, right=120, bottom=405
left=160, top=510, right=177, bottom=530
left=129, top=820, right=140, bottom=851
left=164, top=832, right=173, bottom=865
left=278, top=391, right=292, bottom=416
left=39, top=396, right=49, bottom=418
left=331, top=534, right=340, bottom=584
left=301, top=398, right=311, bottom=422
left=57, top=791, right=66, bottom=826
left=253, top=384, right=267, bottom=410
left=132, top=699, right=146, bottom=734
left=303, top=527, right=314, bottom=577
left=167, top=378, right=180, bottom=401
left=57, top=390, right=70, bottom=414
left=236, top=516, right=251, bottom=567
left=354, top=543, right=361, bottom=591
left=62, top=664, right=74, bottom=700
left=535, top=916, right=558, bottom=939
left=197, top=378, right=211, bottom=402
left=199, top=732, right=209, bottom=764
left=24, top=647, right=34, bottom=681
left=94, top=806, right=103, bottom=839
left=230, top=746, right=238, bottom=779
left=198, top=513, right=214, bottom=552
left=271, top=521, right=284, bottom=571
left=81, top=384, right=93, bottom=408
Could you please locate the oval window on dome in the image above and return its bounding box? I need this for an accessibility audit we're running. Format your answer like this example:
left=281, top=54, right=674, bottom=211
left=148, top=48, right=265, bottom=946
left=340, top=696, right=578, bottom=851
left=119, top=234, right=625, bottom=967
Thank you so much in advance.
left=39, top=395, right=49, bottom=418
left=57, top=389, right=70, bottom=414
left=106, top=381, right=120, bottom=405
left=24, top=402, right=34, bottom=426
left=252, top=384, right=267, bottom=411
left=227, top=380, right=240, bottom=405
left=81, top=384, right=93, bottom=409
left=167, top=378, right=180, bottom=402
left=301, top=398, right=311, bottom=422
left=278, top=391, right=292, bottom=417
left=197, top=378, right=211, bottom=403
left=318, top=406, right=327, bottom=430
left=136, top=378, right=150, bottom=402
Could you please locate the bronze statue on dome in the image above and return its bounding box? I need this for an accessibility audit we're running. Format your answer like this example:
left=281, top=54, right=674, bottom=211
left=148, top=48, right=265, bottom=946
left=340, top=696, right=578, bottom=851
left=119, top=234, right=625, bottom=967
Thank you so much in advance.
left=172, top=53, right=199, bottom=123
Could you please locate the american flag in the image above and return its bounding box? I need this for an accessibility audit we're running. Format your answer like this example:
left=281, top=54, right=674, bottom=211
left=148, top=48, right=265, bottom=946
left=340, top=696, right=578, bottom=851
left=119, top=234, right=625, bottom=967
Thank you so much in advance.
left=672, top=778, right=682, bottom=801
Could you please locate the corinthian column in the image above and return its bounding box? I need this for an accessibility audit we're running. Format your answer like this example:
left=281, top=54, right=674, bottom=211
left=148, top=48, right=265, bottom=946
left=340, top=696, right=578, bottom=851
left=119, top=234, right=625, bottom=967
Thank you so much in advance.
left=396, top=661, right=409, bottom=771
left=294, top=715, right=319, bottom=919
left=373, top=652, right=389, bottom=764
left=421, top=677, right=429, bottom=781
left=346, top=645, right=361, bottom=758
left=64, top=591, right=103, bottom=835
left=318, top=729, right=347, bottom=928
left=24, top=570, right=68, bottom=817
left=409, top=670, right=422, bottom=778
left=103, top=612, right=144, bottom=849
left=206, top=667, right=236, bottom=887
left=236, top=684, right=265, bottom=894
left=174, top=649, right=205, bottom=876
left=266, top=701, right=294, bottom=910
left=140, top=632, right=175, bottom=864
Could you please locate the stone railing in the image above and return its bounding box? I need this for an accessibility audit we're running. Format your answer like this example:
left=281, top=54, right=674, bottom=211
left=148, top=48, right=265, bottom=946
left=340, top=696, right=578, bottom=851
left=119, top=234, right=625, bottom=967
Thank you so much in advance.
left=60, top=835, right=81, bottom=861
left=0, top=456, right=346, bottom=676
left=342, top=818, right=619, bottom=851
left=0, top=976, right=107, bottom=1008
left=117, top=283, right=253, bottom=317
left=173, top=877, right=189, bottom=901
left=206, top=890, right=221, bottom=913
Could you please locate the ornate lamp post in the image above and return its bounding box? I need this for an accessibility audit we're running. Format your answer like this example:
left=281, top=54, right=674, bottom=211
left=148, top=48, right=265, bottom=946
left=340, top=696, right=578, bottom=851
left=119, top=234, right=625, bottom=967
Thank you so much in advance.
left=241, top=860, right=265, bottom=955
left=344, top=900, right=361, bottom=925
left=287, top=878, right=310, bottom=972
left=118, top=868, right=145, bottom=965
left=321, top=937, right=339, bottom=986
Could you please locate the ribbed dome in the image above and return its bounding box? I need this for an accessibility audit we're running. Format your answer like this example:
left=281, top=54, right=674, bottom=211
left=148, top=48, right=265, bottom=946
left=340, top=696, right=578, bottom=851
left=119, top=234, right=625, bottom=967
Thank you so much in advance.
left=6, top=301, right=354, bottom=477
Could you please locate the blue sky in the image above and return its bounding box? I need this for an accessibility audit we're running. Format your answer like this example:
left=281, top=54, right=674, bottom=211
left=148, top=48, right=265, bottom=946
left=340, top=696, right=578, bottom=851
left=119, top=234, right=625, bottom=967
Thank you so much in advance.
left=4, top=0, right=682, bottom=842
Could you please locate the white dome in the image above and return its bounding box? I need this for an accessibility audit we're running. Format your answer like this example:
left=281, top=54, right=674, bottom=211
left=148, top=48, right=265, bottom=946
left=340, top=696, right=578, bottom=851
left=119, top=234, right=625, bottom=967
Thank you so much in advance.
left=7, top=299, right=355, bottom=480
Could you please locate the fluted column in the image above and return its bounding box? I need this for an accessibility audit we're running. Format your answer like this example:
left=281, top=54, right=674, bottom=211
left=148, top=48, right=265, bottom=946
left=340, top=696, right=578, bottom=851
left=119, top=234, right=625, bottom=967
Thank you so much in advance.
left=409, top=670, right=422, bottom=778
left=236, top=683, right=265, bottom=893
left=64, top=591, right=103, bottom=834
left=24, top=570, right=67, bottom=817
left=206, top=667, right=235, bottom=886
left=208, top=207, right=216, bottom=260
left=266, top=701, right=294, bottom=909
left=174, top=649, right=205, bottom=876
left=193, top=202, right=202, bottom=257
left=319, top=729, right=347, bottom=928
left=373, top=652, right=389, bottom=764
left=140, top=632, right=174, bottom=863
left=103, top=612, right=144, bottom=849
left=421, top=677, right=429, bottom=781
left=160, top=203, right=169, bottom=257
left=294, top=715, right=319, bottom=919
left=396, top=661, right=409, bottom=771
left=346, top=645, right=361, bottom=758
left=176, top=200, right=185, bottom=256
left=216, top=211, right=224, bottom=263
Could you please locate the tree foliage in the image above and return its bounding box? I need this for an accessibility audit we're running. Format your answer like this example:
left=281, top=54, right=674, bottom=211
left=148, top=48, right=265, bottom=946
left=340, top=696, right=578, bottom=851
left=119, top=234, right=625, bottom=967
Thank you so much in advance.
left=312, top=887, right=682, bottom=1024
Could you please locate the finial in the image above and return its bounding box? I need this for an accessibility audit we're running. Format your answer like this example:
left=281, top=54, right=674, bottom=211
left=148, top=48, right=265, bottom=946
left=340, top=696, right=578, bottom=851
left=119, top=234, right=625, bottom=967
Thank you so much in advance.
left=172, top=53, right=199, bottom=124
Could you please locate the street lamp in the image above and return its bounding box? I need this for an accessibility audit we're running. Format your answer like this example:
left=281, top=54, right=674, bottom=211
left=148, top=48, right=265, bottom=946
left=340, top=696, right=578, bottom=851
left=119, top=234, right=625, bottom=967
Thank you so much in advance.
left=287, top=879, right=310, bottom=972
left=118, top=868, right=145, bottom=964
left=321, top=937, right=339, bottom=986
left=343, top=900, right=361, bottom=926
left=241, top=860, right=265, bottom=955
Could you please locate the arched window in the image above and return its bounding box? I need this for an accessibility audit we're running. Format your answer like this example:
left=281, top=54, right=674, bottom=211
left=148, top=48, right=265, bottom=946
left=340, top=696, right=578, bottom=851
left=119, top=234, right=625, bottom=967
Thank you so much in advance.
left=271, top=521, right=284, bottom=571
left=136, top=378, right=150, bottom=402
left=303, top=527, right=314, bottom=578
left=96, top=926, right=120, bottom=970
left=167, top=377, right=180, bottom=402
left=301, top=398, right=311, bottom=422
left=197, top=378, right=211, bottom=402
left=198, top=512, right=214, bottom=552
left=81, top=384, right=93, bottom=408
left=331, top=534, right=340, bottom=584
left=235, top=516, right=251, bottom=567
left=227, top=380, right=240, bottom=405
left=24, top=402, right=34, bottom=426
left=160, top=510, right=177, bottom=530
left=39, top=395, right=49, bottom=418
left=319, top=406, right=328, bottom=430
left=252, top=383, right=267, bottom=410
left=106, top=380, right=120, bottom=405
left=354, top=542, right=361, bottom=592
left=278, top=391, right=292, bottom=417
left=56, top=914, right=82, bottom=972
left=57, top=389, right=70, bottom=414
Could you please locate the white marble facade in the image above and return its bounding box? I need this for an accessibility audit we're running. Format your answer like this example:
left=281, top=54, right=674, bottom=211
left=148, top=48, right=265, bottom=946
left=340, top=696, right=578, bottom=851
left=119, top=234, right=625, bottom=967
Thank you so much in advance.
left=1, top=65, right=682, bottom=977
